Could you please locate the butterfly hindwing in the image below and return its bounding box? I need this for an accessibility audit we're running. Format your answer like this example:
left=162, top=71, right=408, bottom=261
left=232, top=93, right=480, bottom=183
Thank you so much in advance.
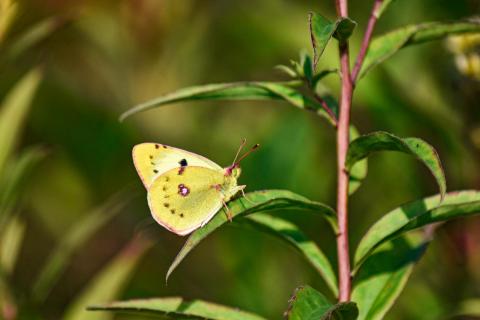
left=133, top=143, right=222, bottom=189
left=147, top=166, right=227, bottom=236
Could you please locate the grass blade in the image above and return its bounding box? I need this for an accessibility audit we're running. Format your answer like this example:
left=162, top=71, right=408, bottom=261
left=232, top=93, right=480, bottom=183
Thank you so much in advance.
left=32, top=190, right=134, bottom=302
left=63, top=236, right=153, bottom=320
left=0, top=68, right=42, bottom=178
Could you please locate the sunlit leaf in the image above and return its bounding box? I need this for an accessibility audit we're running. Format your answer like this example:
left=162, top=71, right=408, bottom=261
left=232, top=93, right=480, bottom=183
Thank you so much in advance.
left=32, top=190, right=134, bottom=302
left=166, top=190, right=337, bottom=282
left=243, top=213, right=338, bottom=296
left=0, top=147, right=46, bottom=222
left=354, top=190, right=480, bottom=268
left=0, top=0, right=17, bottom=45
left=352, top=233, right=428, bottom=320
left=275, top=64, right=298, bottom=78
left=7, top=16, right=64, bottom=59
left=0, top=68, right=42, bottom=179
left=63, top=236, right=153, bottom=320
left=120, top=80, right=335, bottom=125
left=454, top=298, right=480, bottom=317
left=0, top=215, right=25, bottom=274
left=346, top=131, right=446, bottom=199
left=285, top=285, right=358, bottom=320
left=360, top=20, right=480, bottom=78
left=88, top=297, right=267, bottom=320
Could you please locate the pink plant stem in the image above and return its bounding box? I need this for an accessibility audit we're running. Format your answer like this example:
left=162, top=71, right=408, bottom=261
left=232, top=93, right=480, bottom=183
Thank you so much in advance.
left=351, top=0, right=384, bottom=84
left=335, top=0, right=352, bottom=302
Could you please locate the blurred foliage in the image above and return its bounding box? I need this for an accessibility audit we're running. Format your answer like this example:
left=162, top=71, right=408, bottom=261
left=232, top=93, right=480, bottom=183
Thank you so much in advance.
left=0, top=0, right=480, bottom=319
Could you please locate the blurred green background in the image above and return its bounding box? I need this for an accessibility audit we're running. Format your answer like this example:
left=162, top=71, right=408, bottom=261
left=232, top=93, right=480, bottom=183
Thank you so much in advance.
left=1, top=0, right=480, bottom=319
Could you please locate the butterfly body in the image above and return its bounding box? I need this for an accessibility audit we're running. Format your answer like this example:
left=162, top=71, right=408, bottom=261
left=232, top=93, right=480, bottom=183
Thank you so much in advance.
left=133, top=143, right=246, bottom=236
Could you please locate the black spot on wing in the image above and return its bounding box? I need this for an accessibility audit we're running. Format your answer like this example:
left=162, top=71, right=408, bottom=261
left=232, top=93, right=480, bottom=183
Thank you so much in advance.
left=179, top=159, right=188, bottom=166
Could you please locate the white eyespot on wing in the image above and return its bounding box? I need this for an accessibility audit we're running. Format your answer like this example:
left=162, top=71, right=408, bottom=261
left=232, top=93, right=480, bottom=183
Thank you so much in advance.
left=146, top=166, right=226, bottom=236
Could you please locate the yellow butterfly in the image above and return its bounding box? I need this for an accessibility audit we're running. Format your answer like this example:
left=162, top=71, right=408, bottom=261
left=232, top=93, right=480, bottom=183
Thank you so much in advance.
left=133, top=140, right=258, bottom=236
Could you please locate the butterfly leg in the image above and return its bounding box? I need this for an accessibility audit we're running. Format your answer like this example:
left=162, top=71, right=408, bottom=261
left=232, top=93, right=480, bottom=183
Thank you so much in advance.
left=240, top=187, right=255, bottom=205
left=222, top=200, right=233, bottom=222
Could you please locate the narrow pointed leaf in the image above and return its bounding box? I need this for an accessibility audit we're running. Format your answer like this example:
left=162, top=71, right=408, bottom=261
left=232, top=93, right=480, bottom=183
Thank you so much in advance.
left=354, top=190, right=480, bottom=268
left=352, top=233, right=428, bottom=320
left=0, top=147, right=46, bottom=221
left=285, top=285, right=358, bottom=320
left=454, top=299, right=480, bottom=317
left=360, top=20, right=480, bottom=79
left=346, top=131, right=446, bottom=200
left=0, top=216, right=25, bottom=274
left=32, top=190, right=134, bottom=302
left=374, top=0, right=396, bottom=19
left=333, top=17, right=357, bottom=42
left=7, top=16, right=64, bottom=59
left=120, top=81, right=335, bottom=125
left=309, top=13, right=356, bottom=69
left=0, top=68, right=42, bottom=178
left=88, top=297, right=266, bottom=320
left=243, top=213, right=337, bottom=296
left=64, top=237, right=153, bottom=320
left=166, top=190, right=337, bottom=282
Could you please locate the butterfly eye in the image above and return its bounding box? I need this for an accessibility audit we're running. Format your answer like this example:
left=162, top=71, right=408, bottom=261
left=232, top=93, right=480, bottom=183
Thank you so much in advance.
left=179, top=159, right=188, bottom=166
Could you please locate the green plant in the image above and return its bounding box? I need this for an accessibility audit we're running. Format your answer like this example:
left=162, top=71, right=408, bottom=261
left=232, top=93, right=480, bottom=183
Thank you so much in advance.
left=89, top=1, right=480, bottom=319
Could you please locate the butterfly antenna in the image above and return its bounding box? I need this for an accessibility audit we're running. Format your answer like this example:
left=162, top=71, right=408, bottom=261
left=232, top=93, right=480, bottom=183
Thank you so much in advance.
left=234, top=143, right=260, bottom=166
left=231, top=138, right=247, bottom=166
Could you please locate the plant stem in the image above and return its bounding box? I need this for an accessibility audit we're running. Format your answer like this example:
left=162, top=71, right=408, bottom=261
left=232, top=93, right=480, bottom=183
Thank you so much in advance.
left=351, top=0, right=384, bottom=84
left=335, top=0, right=352, bottom=302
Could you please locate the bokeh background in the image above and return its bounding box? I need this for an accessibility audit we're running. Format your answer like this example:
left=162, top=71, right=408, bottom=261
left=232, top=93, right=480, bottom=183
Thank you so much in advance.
left=1, top=0, right=480, bottom=319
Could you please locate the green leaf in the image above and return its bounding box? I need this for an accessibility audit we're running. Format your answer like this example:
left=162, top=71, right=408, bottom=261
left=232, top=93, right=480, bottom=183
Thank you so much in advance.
left=0, top=215, right=25, bottom=274
left=352, top=233, right=428, bottom=320
left=309, top=13, right=356, bottom=68
left=0, top=68, right=42, bottom=179
left=285, top=285, right=358, bottom=320
left=7, top=16, right=62, bottom=59
left=346, top=131, right=446, bottom=200
left=275, top=64, right=298, bottom=78
left=333, top=18, right=357, bottom=42
left=166, top=190, right=337, bottom=282
left=243, top=213, right=338, bottom=296
left=354, top=190, right=480, bottom=268
left=88, top=297, right=267, bottom=320
left=120, top=81, right=336, bottom=125
left=32, top=190, right=134, bottom=302
left=0, top=146, right=46, bottom=222
left=348, top=126, right=368, bottom=195
left=64, top=236, right=153, bottom=320
left=374, top=0, right=396, bottom=19
left=360, top=20, right=480, bottom=79
left=454, top=299, right=480, bottom=317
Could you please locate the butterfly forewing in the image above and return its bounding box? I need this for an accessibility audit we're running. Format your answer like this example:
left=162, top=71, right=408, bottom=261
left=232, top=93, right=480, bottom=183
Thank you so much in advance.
left=133, top=143, right=222, bottom=189
left=147, top=166, right=227, bottom=236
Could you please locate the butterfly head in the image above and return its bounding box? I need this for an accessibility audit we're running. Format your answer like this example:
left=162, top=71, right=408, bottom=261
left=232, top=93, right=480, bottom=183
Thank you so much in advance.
left=225, top=165, right=242, bottom=178
left=225, top=141, right=259, bottom=177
